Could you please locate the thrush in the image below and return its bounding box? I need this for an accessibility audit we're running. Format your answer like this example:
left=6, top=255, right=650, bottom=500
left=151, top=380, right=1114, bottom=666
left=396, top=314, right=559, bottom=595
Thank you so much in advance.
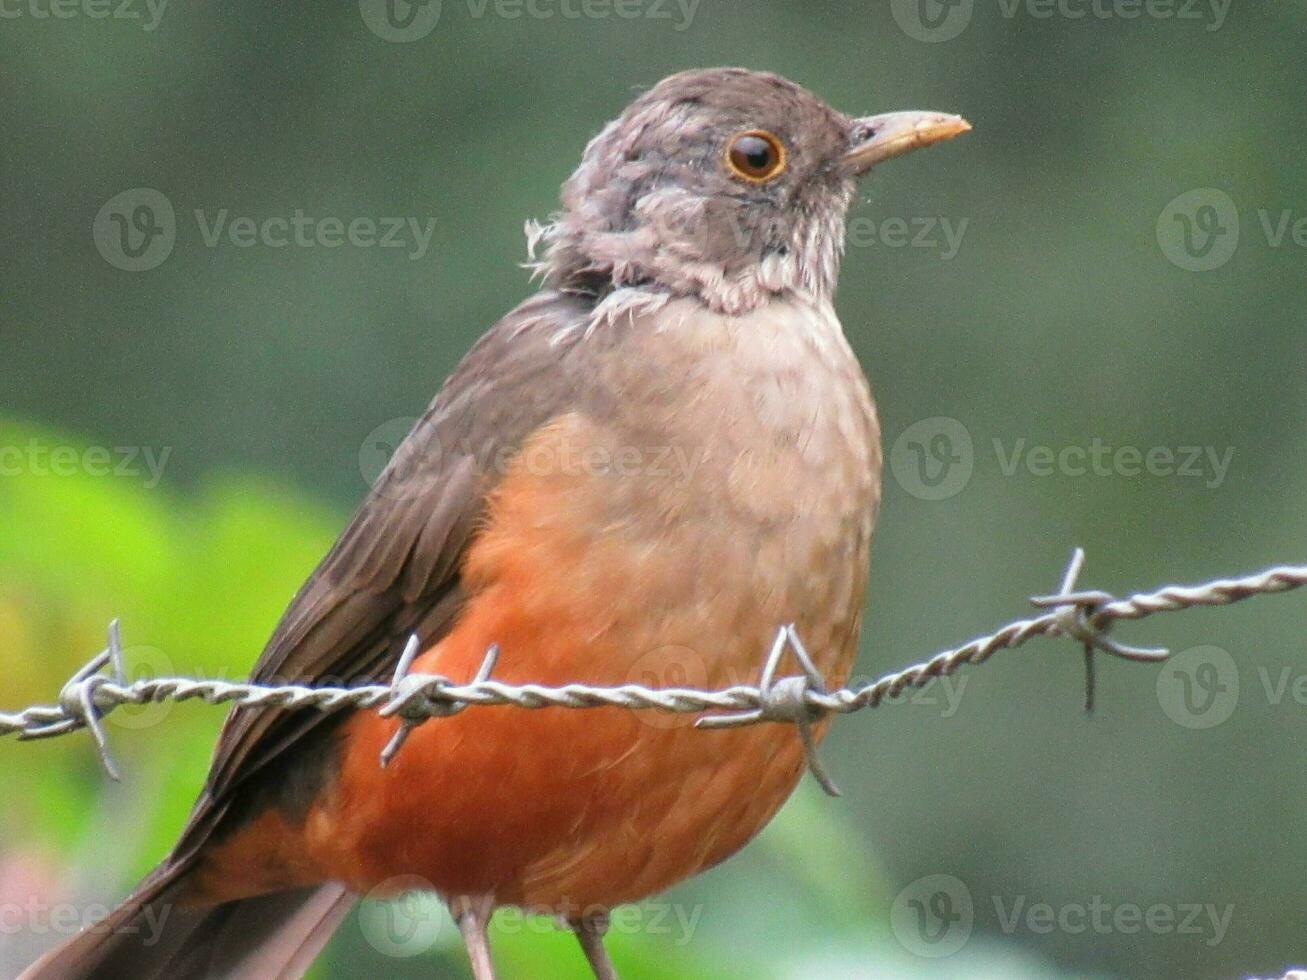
left=24, top=68, right=968, bottom=980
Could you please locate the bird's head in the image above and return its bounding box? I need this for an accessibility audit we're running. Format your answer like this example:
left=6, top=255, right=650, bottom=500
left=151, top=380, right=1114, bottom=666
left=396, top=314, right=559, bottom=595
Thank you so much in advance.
left=528, top=67, right=969, bottom=316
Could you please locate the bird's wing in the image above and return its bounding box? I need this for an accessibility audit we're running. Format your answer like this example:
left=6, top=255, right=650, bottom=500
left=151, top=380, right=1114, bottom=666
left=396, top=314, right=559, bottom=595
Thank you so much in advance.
left=178, top=290, right=600, bottom=848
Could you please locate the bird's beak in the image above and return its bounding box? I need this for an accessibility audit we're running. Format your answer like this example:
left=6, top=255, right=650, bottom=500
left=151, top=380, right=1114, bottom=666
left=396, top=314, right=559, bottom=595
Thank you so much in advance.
left=840, top=111, right=971, bottom=175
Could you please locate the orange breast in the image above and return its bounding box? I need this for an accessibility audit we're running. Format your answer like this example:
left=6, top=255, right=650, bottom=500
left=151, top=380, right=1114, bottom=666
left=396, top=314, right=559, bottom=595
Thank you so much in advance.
left=298, top=411, right=867, bottom=911
left=195, top=296, right=880, bottom=912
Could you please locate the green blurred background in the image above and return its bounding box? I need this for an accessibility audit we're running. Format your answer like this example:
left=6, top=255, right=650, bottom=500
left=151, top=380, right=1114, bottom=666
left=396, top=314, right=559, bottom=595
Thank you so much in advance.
left=2, top=2, right=1306, bottom=977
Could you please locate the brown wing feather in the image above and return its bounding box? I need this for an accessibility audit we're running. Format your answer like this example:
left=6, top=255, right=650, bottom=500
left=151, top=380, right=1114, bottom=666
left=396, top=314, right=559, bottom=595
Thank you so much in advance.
left=175, top=290, right=598, bottom=853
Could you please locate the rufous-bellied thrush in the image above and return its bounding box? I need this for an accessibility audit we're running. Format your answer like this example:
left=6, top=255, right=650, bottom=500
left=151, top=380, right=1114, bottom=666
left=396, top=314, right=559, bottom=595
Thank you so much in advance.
left=25, top=67, right=968, bottom=979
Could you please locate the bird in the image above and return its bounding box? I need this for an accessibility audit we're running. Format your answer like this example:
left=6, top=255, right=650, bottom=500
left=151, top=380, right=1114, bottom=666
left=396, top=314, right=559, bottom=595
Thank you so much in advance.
left=24, top=67, right=968, bottom=980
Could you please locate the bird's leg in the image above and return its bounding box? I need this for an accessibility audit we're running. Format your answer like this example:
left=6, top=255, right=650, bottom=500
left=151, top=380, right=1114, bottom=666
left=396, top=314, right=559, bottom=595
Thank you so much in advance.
left=448, top=894, right=497, bottom=980
left=571, top=911, right=618, bottom=980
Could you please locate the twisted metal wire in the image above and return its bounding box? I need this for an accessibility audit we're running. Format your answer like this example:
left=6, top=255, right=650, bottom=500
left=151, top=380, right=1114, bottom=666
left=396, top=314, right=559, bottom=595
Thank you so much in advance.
left=3, top=550, right=1306, bottom=792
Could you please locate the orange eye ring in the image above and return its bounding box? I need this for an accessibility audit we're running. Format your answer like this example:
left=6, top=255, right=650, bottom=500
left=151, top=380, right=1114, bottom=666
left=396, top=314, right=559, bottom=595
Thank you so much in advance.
left=725, top=130, right=787, bottom=183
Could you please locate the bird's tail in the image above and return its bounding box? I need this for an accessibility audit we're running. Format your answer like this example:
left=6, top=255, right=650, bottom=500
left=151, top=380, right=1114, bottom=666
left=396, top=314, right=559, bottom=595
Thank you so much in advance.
left=19, top=860, right=353, bottom=980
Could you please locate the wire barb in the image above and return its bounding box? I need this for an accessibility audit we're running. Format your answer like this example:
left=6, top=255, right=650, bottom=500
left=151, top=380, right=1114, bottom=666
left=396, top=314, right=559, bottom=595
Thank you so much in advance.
left=698, top=625, right=842, bottom=797
left=1028, top=548, right=1170, bottom=712
left=50, top=621, right=127, bottom=780
left=378, top=638, right=501, bottom=767
left=5, top=553, right=1307, bottom=791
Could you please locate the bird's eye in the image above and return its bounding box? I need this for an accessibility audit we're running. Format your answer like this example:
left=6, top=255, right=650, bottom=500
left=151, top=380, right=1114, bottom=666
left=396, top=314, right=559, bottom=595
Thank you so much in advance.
left=725, top=130, right=787, bottom=183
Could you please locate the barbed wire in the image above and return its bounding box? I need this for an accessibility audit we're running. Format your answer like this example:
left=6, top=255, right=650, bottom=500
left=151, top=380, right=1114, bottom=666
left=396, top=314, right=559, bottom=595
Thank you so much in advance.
left=3, top=549, right=1306, bottom=795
